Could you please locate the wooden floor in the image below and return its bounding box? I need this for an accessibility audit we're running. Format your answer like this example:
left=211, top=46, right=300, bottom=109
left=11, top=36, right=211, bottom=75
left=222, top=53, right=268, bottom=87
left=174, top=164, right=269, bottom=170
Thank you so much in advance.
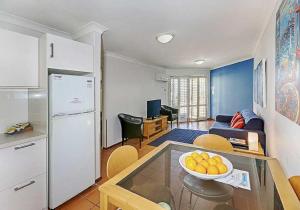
left=56, top=120, right=213, bottom=210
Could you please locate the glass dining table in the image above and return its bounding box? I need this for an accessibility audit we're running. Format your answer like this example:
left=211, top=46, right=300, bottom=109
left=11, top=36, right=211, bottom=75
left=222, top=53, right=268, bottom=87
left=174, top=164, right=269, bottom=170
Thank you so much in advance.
left=99, top=141, right=299, bottom=210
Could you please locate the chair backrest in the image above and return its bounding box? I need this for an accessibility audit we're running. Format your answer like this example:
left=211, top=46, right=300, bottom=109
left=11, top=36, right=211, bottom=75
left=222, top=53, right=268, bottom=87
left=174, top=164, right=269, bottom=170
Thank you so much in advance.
left=117, top=113, right=143, bottom=139
left=193, top=134, right=234, bottom=152
left=107, top=145, right=138, bottom=179
left=289, top=176, right=300, bottom=200
left=161, top=105, right=170, bottom=109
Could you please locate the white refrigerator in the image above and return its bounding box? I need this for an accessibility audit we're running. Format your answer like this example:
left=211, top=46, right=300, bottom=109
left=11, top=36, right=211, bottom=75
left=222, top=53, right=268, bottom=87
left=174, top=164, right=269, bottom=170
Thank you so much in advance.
left=49, top=74, right=95, bottom=209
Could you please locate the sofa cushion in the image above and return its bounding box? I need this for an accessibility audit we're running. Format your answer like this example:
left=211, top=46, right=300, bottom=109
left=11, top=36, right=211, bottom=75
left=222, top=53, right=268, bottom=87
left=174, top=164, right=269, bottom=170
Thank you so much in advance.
left=240, top=109, right=264, bottom=131
left=211, top=121, right=231, bottom=129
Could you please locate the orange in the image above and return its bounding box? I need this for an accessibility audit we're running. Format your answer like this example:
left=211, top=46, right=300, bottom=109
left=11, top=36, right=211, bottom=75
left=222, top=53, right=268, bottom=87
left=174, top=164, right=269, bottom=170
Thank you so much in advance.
left=194, top=164, right=206, bottom=174
left=186, top=159, right=197, bottom=171
left=208, top=158, right=218, bottom=166
left=216, top=163, right=228, bottom=174
left=199, top=160, right=209, bottom=169
left=194, top=155, right=204, bottom=163
left=212, top=156, right=223, bottom=163
left=207, top=166, right=219, bottom=175
left=191, top=151, right=200, bottom=160
left=185, top=156, right=193, bottom=165
left=200, top=152, right=209, bottom=160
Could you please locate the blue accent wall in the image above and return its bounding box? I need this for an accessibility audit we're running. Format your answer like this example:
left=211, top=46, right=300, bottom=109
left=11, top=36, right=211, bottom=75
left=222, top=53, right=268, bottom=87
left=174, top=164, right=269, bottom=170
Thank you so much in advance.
left=210, top=59, right=253, bottom=118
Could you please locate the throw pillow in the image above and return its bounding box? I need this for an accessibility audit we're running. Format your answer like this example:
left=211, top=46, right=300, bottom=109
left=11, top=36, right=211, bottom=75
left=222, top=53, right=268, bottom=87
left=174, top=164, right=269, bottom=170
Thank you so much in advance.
left=230, top=112, right=240, bottom=124
left=230, top=114, right=242, bottom=127
left=232, top=118, right=245, bottom=129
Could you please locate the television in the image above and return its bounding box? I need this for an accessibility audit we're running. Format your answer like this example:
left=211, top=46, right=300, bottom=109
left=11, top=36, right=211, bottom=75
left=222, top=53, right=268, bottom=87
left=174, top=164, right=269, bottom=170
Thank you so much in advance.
left=147, top=99, right=161, bottom=119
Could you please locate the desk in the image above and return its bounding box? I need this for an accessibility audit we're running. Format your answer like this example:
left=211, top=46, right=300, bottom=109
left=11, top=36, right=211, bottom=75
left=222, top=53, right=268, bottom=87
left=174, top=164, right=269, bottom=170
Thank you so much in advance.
left=99, top=141, right=299, bottom=210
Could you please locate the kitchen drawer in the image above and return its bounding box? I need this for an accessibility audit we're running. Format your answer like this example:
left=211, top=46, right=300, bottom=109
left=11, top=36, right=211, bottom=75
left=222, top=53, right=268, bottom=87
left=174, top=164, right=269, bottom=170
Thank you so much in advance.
left=0, top=138, right=46, bottom=191
left=0, top=173, right=47, bottom=210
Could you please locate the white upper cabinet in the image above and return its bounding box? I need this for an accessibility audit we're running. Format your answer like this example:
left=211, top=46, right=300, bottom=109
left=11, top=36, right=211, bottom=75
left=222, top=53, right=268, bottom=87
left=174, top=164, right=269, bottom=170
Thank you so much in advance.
left=0, top=28, right=39, bottom=87
left=45, top=34, right=93, bottom=73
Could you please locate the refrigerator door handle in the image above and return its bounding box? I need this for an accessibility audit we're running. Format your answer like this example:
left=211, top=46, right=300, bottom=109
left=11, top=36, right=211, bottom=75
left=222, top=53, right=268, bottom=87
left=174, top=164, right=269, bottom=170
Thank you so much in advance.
left=70, top=98, right=82, bottom=104
left=53, top=111, right=95, bottom=118
left=68, top=111, right=95, bottom=116
left=53, top=113, right=67, bottom=117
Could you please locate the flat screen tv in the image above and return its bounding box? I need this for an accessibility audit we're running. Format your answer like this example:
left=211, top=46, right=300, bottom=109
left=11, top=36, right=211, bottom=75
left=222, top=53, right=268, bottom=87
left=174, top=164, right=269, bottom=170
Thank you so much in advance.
left=147, top=99, right=161, bottom=119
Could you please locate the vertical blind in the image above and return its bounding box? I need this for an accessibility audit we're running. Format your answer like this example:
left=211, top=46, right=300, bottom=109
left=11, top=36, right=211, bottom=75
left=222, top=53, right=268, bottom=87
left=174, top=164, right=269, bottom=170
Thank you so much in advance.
left=170, top=76, right=208, bottom=122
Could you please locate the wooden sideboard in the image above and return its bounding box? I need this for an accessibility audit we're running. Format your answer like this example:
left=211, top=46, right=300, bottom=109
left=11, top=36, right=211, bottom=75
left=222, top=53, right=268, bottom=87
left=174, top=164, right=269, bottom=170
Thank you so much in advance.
left=143, top=116, right=168, bottom=139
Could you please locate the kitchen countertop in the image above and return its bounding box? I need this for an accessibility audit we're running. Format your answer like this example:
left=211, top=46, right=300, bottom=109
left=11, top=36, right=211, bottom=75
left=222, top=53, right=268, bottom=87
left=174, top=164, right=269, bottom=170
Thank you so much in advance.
left=0, top=130, right=47, bottom=149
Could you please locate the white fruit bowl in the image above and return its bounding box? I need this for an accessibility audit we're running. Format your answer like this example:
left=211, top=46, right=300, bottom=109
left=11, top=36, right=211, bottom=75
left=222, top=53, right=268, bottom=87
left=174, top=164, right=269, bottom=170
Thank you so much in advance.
left=179, top=150, right=233, bottom=180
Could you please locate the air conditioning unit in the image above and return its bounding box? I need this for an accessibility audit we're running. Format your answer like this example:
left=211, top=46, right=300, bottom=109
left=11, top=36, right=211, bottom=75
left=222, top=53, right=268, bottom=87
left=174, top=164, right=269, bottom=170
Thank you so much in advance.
left=155, top=73, right=169, bottom=82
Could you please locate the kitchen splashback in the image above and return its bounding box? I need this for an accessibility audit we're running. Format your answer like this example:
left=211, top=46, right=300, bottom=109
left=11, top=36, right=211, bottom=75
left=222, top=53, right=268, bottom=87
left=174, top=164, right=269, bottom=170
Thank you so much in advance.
left=0, top=89, right=28, bottom=133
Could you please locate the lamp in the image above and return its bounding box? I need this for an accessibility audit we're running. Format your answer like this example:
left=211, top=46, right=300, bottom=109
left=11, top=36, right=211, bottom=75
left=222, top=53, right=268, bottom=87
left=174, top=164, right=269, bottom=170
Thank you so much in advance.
left=248, top=132, right=259, bottom=151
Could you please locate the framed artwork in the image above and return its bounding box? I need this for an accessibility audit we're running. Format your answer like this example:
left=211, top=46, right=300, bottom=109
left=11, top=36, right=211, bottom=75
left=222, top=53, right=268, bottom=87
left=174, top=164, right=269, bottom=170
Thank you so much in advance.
left=275, top=0, right=300, bottom=124
left=254, top=59, right=267, bottom=108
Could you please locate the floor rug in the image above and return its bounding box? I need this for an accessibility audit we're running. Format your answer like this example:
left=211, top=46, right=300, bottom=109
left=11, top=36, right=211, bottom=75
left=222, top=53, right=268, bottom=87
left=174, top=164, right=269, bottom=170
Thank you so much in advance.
left=149, top=128, right=208, bottom=147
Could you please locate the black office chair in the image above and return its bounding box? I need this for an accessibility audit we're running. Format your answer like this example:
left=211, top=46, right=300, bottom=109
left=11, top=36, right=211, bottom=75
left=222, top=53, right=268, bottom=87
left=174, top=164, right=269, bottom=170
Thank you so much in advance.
left=160, top=105, right=179, bottom=128
left=118, top=113, right=144, bottom=148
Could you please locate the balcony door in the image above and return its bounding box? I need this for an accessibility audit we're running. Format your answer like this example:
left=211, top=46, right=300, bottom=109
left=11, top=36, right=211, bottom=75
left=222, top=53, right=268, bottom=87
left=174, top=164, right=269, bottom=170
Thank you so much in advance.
left=169, top=76, right=208, bottom=122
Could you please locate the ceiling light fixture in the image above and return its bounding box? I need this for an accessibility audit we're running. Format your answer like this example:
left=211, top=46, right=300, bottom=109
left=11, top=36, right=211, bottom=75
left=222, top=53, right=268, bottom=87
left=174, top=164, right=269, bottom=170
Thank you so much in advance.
left=194, top=59, right=206, bottom=65
left=156, top=33, right=174, bottom=44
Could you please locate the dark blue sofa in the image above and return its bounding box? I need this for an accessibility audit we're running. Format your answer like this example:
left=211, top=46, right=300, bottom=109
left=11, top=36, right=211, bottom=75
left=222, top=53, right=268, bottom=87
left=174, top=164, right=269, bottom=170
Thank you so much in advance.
left=209, top=109, right=266, bottom=151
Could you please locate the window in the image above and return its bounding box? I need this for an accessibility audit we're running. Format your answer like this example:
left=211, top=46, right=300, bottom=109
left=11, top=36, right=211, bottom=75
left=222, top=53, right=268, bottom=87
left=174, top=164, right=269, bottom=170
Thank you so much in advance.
left=169, top=76, right=208, bottom=122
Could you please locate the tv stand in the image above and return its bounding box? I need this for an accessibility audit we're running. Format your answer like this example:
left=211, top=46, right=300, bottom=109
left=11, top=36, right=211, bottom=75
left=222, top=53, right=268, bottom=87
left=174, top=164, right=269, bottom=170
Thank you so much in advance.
left=147, top=116, right=159, bottom=120
left=143, top=116, right=168, bottom=139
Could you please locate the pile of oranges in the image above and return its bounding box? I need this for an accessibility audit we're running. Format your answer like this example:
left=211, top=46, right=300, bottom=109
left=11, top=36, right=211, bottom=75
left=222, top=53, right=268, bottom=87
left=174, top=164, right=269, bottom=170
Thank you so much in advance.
left=184, top=151, right=228, bottom=175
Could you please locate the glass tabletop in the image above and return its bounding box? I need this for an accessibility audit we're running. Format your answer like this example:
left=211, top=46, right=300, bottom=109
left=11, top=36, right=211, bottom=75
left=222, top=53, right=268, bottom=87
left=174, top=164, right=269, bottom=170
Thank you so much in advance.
left=117, top=144, right=283, bottom=210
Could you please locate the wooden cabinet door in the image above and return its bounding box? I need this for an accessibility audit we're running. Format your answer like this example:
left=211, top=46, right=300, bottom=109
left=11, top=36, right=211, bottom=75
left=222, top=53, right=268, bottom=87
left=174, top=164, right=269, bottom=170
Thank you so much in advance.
left=46, top=34, right=93, bottom=73
left=0, top=28, right=38, bottom=87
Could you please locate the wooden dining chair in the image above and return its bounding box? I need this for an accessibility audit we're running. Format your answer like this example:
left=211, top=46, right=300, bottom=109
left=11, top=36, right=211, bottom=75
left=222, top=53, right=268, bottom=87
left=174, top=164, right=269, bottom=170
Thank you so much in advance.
left=193, top=134, right=234, bottom=152
left=289, top=176, right=300, bottom=200
left=107, top=145, right=138, bottom=179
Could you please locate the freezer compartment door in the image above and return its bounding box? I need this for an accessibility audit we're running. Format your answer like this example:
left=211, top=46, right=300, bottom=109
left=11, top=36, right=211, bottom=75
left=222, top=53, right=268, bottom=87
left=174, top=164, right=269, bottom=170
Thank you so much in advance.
left=49, top=112, right=95, bottom=209
left=49, top=74, right=94, bottom=116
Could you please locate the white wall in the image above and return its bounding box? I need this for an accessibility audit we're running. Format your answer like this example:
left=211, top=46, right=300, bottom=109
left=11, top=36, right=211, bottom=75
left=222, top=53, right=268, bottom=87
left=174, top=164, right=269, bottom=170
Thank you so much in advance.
left=103, top=53, right=167, bottom=147
left=254, top=0, right=300, bottom=177
left=166, top=69, right=210, bottom=77
left=165, top=68, right=211, bottom=118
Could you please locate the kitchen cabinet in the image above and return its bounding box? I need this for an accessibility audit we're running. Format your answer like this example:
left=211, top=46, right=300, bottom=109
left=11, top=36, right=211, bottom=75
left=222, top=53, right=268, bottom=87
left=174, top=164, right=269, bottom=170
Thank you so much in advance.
left=0, top=139, right=46, bottom=191
left=45, top=34, right=93, bottom=73
left=0, top=174, right=46, bottom=210
left=0, top=136, right=47, bottom=210
left=0, top=28, right=39, bottom=87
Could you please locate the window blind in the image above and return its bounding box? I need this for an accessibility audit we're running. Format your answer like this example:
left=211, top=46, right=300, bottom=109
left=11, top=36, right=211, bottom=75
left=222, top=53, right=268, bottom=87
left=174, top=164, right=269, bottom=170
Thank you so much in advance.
left=169, top=76, right=208, bottom=122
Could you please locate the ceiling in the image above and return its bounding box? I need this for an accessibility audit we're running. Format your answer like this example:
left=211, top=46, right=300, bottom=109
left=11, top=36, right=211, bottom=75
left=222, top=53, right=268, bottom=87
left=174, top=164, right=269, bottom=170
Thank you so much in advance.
left=0, top=0, right=277, bottom=69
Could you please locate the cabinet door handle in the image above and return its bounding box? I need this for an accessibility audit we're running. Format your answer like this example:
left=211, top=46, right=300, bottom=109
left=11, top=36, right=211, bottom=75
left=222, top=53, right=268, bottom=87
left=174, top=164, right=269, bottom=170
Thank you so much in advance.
left=14, top=142, right=35, bottom=150
left=50, top=43, right=54, bottom=58
left=14, top=180, right=35, bottom=191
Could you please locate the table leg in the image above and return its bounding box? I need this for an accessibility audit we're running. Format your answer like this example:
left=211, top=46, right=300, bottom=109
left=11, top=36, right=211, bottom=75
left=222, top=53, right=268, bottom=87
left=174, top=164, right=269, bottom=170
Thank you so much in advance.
left=164, top=149, right=171, bottom=187
left=100, top=193, right=116, bottom=210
